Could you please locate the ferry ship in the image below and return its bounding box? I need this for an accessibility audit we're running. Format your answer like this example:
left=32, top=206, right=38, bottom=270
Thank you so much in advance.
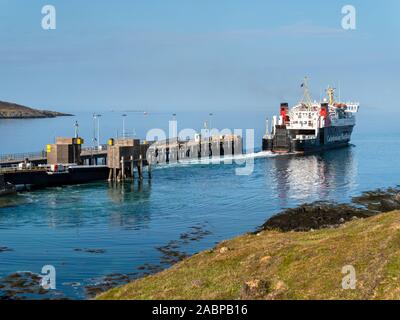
left=262, top=78, right=359, bottom=154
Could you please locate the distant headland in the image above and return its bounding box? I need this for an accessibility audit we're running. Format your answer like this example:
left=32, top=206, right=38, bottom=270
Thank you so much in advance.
left=0, top=100, right=73, bottom=119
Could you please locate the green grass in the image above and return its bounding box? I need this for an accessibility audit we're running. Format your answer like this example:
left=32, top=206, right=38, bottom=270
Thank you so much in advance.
left=98, top=211, right=400, bottom=300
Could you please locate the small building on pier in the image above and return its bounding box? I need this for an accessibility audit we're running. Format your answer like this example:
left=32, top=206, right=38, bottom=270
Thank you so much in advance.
left=46, top=137, right=84, bottom=165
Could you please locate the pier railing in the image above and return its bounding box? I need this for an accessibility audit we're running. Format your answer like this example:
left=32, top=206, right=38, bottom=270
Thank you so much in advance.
left=0, top=145, right=109, bottom=167
left=0, top=151, right=46, bottom=163
left=81, top=144, right=108, bottom=153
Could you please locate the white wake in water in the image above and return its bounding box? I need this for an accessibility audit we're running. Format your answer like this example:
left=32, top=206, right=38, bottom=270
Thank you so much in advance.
left=152, top=150, right=296, bottom=170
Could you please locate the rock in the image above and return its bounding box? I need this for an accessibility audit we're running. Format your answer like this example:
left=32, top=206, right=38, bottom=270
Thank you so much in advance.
left=0, top=272, right=66, bottom=300
left=191, top=280, right=203, bottom=288
left=260, top=256, right=271, bottom=264
left=379, top=199, right=400, bottom=212
left=156, top=242, right=189, bottom=265
left=245, top=280, right=261, bottom=289
left=219, top=247, right=229, bottom=254
left=62, top=282, right=81, bottom=287
left=85, top=273, right=138, bottom=298
left=74, top=248, right=106, bottom=254
left=266, top=280, right=288, bottom=300
left=240, top=279, right=270, bottom=299
left=352, top=188, right=400, bottom=212
left=258, top=202, right=371, bottom=233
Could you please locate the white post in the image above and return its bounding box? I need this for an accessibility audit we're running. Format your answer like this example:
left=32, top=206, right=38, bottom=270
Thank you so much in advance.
left=272, top=116, right=277, bottom=135
left=97, top=115, right=101, bottom=148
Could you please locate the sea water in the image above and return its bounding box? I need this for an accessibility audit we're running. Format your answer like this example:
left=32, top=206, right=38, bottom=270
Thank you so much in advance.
left=0, top=109, right=399, bottom=299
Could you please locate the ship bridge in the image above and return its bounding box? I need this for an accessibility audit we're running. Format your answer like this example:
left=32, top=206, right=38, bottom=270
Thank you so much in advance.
left=286, top=104, right=321, bottom=131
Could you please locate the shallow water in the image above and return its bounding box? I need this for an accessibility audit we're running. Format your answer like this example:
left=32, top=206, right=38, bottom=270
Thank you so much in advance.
left=0, top=110, right=400, bottom=299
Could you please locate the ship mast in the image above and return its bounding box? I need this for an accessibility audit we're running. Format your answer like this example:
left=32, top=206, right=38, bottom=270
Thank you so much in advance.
left=326, top=86, right=336, bottom=105
left=299, top=76, right=313, bottom=109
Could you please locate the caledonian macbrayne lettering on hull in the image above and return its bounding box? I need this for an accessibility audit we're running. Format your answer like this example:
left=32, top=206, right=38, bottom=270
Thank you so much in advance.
left=262, top=78, right=359, bottom=154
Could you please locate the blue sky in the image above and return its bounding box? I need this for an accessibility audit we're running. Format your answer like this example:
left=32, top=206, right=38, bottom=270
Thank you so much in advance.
left=0, top=0, right=399, bottom=112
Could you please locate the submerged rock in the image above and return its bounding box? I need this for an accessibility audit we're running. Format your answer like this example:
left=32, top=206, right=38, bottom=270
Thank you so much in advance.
left=74, top=248, right=106, bottom=254
left=85, top=222, right=211, bottom=298
left=0, top=272, right=66, bottom=300
left=157, top=241, right=189, bottom=265
left=84, top=273, right=137, bottom=298
left=180, top=224, right=212, bottom=243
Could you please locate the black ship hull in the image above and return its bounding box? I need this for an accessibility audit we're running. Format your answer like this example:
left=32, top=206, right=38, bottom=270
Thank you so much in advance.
left=263, top=125, right=354, bottom=154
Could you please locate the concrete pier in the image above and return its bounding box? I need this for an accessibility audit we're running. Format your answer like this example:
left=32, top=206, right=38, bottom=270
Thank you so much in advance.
left=0, top=133, right=244, bottom=192
left=106, top=138, right=150, bottom=183
left=147, top=134, right=243, bottom=165
left=0, top=135, right=151, bottom=190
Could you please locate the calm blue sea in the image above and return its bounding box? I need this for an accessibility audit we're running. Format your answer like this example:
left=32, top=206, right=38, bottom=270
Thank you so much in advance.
left=0, top=109, right=399, bottom=299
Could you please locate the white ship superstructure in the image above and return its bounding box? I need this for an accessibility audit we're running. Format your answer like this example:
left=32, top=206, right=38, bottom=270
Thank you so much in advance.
left=263, top=78, right=359, bottom=154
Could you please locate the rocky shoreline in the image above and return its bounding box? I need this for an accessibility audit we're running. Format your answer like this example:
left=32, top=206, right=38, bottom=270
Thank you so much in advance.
left=2, top=188, right=400, bottom=300
left=96, top=187, right=400, bottom=300
left=259, top=187, right=400, bottom=232
left=97, top=187, right=400, bottom=300
left=0, top=100, right=72, bottom=119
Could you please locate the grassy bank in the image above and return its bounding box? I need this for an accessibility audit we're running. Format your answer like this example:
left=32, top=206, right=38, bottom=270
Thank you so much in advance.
left=98, top=210, right=400, bottom=300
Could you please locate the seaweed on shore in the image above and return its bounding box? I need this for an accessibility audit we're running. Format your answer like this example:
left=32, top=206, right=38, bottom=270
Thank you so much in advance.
left=84, top=273, right=138, bottom=298
left=156, top=241, right=190, bottom=265
left=259, top=202, right=372, bottom=232
left=84, top=222, right=212, bottom=298
left=0, top=272, right=66, bottom=300
left=180, top=224, right=212, bottom=243
left=352, top=187, right=400, bottom=212
left=157, top=222, right=211, bottom=265
left=259, top=188, right=400, bottom=233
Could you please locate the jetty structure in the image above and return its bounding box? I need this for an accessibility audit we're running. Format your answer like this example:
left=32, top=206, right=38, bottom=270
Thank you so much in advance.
left=0, top=131, right=243, bottom=193
left=0, top=136, right=151, bottom=190
left=147, top=133, right=243, bottom=164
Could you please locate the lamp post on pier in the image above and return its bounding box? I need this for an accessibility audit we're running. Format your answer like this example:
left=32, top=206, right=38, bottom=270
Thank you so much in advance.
left=92, top=113, right=98, bottom=149
left=209, top=112, right=213, bottom=134
left=122, top=114, right=127, bottom=138
left=96, top=114, right=102, bottom=149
